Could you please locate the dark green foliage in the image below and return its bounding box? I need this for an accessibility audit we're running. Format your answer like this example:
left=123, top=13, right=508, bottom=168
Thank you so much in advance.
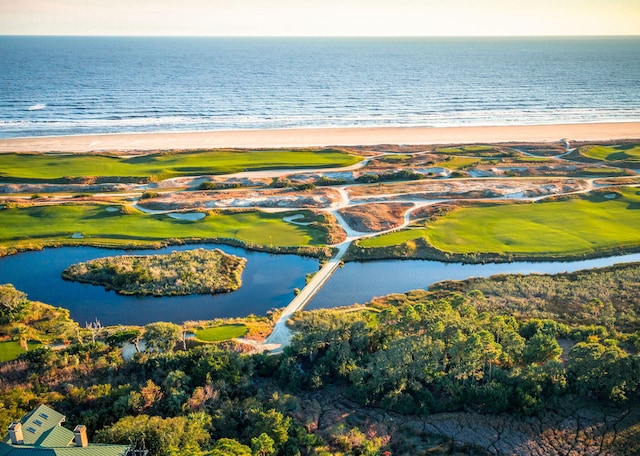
left=317, top=175, right=348, bottom=186
left=62, top=248, right=246, bottom=296
left=356, top=169, right=423, bottom=184
left=280, top=290, right=639, bottom=416
left=198, top=181, right=241, bottom=190
left=140, top=191, right=159, bottom=199
left=0, top=284, right=29, bottom=324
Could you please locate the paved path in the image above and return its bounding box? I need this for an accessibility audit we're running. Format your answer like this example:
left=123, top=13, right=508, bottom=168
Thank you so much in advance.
left=263, top=240, right=351, bottom=353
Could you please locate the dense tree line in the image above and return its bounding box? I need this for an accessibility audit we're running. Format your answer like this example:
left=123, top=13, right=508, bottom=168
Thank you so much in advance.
left=2, top=264, right=640, bottom=454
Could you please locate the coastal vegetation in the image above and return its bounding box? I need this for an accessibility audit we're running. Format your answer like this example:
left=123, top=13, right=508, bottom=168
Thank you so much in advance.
left=0, top=283, right=77, bottom=360
left=62, top=249, right=246, bottom=296
left=2, top=261, right=640, bottom=455
left=0, top=148, right=361, bottom=182
left=2, top=140, right=640, bottom=454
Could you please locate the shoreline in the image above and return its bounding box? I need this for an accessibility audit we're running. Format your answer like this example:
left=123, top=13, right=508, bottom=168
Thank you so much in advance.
left=0, top=122, right=638, bottom=152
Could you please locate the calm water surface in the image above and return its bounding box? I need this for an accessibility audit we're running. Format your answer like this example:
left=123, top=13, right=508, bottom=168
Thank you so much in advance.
left=0, top=245, right=317, bottom=326
left=2, top=245, right=640, bottom=325
left=308, top=253, right=640, bottom=309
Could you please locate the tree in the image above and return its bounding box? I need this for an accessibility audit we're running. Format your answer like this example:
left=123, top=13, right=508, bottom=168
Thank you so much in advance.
left=522, top=332, right=562, bottom=364
left=144, top=322, right=182, bottom=353
left=251, top=433, right=275, bottom=456
left=207, top=438, right=251, bottom=456
left=568, top=342, right=639, bottom=401
left=85, top=318, right=102, bottom=343
left=0, top=284, right=29, bottom=324
left=95, top=413, right=210, bottom=456
left=11, top=324, right=32, bottom=351
left=106, top=328, right=143, bottom=352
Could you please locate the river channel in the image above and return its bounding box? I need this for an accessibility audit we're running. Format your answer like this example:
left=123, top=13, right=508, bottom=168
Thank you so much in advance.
left=1, top=245, right=640, bottom=326
left=0, top=244, right=317, bottom=326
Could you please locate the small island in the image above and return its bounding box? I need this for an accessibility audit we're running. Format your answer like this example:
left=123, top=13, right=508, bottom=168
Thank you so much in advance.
left=62, top=248, right=246, bottom=296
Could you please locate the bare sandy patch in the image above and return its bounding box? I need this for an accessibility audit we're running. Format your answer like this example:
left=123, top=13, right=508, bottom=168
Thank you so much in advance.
left=1, top=122, right=638, bottom=153
left=338, top=202, right=413, bottom=232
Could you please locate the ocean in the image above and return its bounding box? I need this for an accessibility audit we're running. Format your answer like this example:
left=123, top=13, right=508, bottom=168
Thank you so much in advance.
left=1, top=36, right=639, bottom=138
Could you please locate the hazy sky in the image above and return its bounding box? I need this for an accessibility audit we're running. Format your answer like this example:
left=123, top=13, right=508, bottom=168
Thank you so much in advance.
left=1, top=0, right=639, bottom=36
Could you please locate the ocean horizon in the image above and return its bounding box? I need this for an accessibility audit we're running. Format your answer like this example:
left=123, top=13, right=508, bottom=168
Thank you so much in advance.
left=1, top=36, right=639, bottom=138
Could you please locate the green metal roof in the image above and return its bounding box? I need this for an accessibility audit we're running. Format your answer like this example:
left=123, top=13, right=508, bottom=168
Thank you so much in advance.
left=19, top=405, right=66, bottom=446
left=35, top=428, right=73, bottom=449
left=0, top=442, right=129, bottom=456
left=1, top=405, right=129, bottom=456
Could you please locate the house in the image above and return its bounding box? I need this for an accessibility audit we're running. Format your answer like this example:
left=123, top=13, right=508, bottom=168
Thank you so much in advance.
left=0, top=404, right=132, bottom=456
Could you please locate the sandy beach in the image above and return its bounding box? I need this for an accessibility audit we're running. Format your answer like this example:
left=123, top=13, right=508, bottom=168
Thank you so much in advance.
left=0, top=122, right=638, bottom=153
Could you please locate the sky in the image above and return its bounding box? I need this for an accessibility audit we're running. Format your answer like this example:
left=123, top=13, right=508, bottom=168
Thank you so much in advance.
left=1, top=0, right=639, bottom=36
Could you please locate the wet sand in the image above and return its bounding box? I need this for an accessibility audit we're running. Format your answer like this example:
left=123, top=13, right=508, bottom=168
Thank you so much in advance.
left=0, top=122, right=638, bottom=153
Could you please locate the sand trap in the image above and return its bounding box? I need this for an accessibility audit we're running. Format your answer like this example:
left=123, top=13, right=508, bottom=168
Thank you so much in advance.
left=71, top=232, right=84, bottom=239
left=604, top=193, right=618, bottom=199
left=105, top=207, right=119, bottom=212
left=283, top=214, right=314, bottom=225
left=167, top=212, right=206, bottom=221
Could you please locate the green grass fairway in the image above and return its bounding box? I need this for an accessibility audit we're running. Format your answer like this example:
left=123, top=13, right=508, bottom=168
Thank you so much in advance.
left=0, top=205, right=326, bottom=249
left=0, top=149, right=361, bottom=181
left=435, top=156, right=482, bottom=170
left=436, top=145, right=495, bottom=154
left=361, top=188, right=640, bottom=257
left=0, top=341, right=42, bottom=362
left=195, top=324, right=248, bottom=342
left=581, top=144, right=640, bottom=163
left=359, top=227, right=429, bottom=248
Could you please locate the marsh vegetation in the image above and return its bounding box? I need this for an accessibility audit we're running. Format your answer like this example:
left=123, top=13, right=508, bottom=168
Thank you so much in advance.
left=62, top=249, right=246, bottom=296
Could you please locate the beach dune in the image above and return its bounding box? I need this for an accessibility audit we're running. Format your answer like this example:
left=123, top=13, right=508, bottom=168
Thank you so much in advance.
left=0, top=122, right=638, bottom=153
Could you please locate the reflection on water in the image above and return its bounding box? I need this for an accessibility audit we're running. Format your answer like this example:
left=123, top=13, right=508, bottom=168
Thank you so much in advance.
left=2, top=245, right=640, bottom=325
left=0, top=245, right=318, bottom=325
left=308, top=254, right=640, bottom=310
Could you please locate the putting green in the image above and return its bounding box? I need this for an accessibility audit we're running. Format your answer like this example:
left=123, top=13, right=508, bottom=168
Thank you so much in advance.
left=0, top=341, right=42, bottom=362
left=195, top=324, right=249, bottom=342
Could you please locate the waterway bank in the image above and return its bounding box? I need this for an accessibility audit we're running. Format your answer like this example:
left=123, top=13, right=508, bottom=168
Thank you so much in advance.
left=2, top=245, right=640, bottom=327
left=0, top=244, right=318, bottom=326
